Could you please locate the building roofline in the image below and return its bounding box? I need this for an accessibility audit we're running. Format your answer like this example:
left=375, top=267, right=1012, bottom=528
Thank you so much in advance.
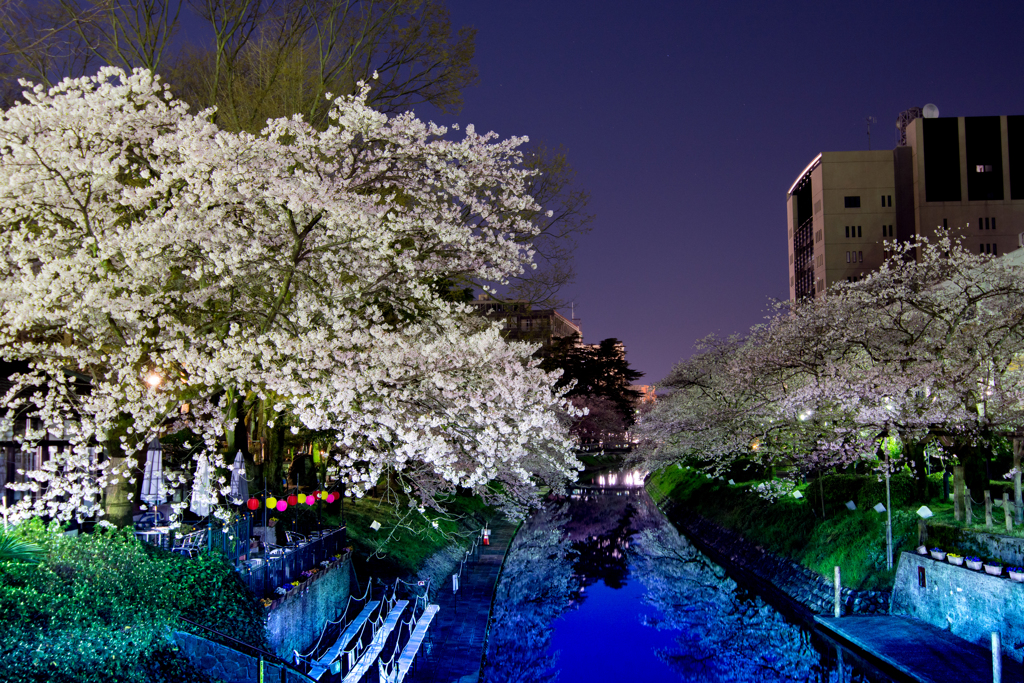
left=787, top=153, right=822, bottom=196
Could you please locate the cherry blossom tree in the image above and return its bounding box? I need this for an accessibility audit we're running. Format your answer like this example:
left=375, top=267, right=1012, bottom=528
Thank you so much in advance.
left=639, top=234, right=1024, bottom=506
left=0, top=67, right=581, bottom=526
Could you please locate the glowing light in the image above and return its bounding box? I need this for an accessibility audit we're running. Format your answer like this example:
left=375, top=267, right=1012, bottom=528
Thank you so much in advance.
left=145, top=372, right=162, bottom=388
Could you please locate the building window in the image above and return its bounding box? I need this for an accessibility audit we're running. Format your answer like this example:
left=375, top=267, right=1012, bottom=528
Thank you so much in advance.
left=881, top=195, right=886, bottom=207
left=976, top=164, right=993, bottom=172
left=844, top=196, right=861, bottom=208
left=888, top=195, right=892, bottom=207
left=859, top=251, right=863, bottom=262
left=992, top=217, right=997, bottom=230
left=943, top=218, right=948, bottom=228
left=845, top=226, right=850, bottom=238
left=857, top=225, right=862, bottom=237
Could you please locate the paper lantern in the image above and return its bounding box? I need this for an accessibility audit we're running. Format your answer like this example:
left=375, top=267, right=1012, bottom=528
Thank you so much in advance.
left=306, top=496, right=315, bottom=506
left=287, top=495, right=297, bottom=506
left=320, top=491, right=328, bottom=500
left=266, top=497, right=278, bottom=509
left=297, top=493, right=306, bottom=504
left=246, top=498, right=260, bottom=511
left=276, top=500, right=287, bottom=512
left=312, top=490, right=320, bottom=500
left=326, top=493, right=335, bottom=503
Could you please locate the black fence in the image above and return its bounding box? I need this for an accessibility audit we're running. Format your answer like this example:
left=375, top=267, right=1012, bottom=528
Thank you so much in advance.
left=238, top=528, right=348, bottom=600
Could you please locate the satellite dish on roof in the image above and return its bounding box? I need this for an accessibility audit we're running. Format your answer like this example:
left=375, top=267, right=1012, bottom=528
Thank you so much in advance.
left=922, top=103, right=940, bottom=118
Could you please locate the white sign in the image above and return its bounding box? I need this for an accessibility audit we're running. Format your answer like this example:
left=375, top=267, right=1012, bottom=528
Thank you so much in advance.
left=792, top=491, right=803, bottom=499
left=873, top=503, right=886, bottom=513
left=728, top=479, right=735, bottom=486
left=916, top=505, right=934, bottom=519
left=370, top=520, right=381, bottom=531
left=482, top=528, right=491, bottom=536
left=452, top=573, right=459, bottom=592
left=845, top=501, right=857, bottom=511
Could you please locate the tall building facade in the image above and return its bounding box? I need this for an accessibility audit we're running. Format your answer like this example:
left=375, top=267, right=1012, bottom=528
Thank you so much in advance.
left=787, top=111, right=1024, bottom=299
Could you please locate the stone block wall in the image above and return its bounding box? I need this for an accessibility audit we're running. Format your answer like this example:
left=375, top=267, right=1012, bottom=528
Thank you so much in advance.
left=663, top=505, right=891, bottom=617
left=174, top=631, right=310, bottom=683
left=891, top=552, right=1024, bottom=662
left=265, top=556, right=353, bottom=660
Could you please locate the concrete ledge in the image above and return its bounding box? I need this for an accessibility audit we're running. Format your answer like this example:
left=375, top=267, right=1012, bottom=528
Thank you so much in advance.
left=891, top=551, right=1024, bottom=662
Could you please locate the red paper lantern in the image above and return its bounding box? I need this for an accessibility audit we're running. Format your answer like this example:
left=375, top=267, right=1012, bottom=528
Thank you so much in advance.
left=287, top=495, right=298, bottom=506
left=312, top=490, right=320, bottom=500
left=247, top=498, right=259, bottom=511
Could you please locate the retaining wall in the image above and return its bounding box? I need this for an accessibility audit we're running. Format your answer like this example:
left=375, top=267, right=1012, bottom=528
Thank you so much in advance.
left=174, top=631, right=309, bottom=683
left=265, top=555, right=353, bottom=660
left=661, top=504, right=891, bottom=617
left=891, top=552, right=1024, bottom=662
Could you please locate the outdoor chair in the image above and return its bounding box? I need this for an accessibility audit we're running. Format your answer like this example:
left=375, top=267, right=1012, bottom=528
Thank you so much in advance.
left=171, top=529, right=206, bottom=558
left=285, top=531, right=307, bottom=546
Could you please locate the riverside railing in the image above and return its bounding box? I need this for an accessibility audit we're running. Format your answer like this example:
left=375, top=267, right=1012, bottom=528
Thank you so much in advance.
left=238, top=527, right=348, bottom=599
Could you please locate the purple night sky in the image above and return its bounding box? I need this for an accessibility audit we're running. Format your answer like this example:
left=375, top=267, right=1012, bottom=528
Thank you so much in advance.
left=429, top=0, right=1024, bottom=385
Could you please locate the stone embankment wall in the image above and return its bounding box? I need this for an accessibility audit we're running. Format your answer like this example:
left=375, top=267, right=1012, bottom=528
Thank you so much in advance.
left=662, top=504, right=891, bottom=616
left=174, top=632, right=310, bottom=683
left=265, top=555, right=354, bottom=659
left=891, top=552, right=1024, bottom=662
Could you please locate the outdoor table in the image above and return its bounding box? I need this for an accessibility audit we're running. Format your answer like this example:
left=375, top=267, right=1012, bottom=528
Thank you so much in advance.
left=134, top=526, right=170, bottom=549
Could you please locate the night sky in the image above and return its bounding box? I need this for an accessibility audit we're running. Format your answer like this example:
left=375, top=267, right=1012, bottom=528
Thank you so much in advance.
left=431, top=0, right=1024, bottom=384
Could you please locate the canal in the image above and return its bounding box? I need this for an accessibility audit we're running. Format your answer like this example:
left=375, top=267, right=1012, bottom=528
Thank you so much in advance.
left=481, top=469, right=897, bottom=683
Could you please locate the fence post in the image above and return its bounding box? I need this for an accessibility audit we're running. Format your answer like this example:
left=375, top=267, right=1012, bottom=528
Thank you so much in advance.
left=991, top=631, right=1001, bottom=683
left=985, top=490, right=993, bottom=530
left=834, top=566, right=841, bottom=618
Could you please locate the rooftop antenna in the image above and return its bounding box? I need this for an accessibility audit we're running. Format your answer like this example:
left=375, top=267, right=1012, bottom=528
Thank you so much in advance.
left=865, top=116, right=877, bottom=150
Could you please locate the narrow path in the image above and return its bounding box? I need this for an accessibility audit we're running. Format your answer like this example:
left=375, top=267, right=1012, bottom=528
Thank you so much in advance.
left=815, top=615, right=1024, bottom=683
left=404, top=518, right=518, bottom=683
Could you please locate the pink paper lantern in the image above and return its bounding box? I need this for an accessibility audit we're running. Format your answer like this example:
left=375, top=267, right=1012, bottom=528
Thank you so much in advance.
left=306, top=496, right=315, bottom=506
left=276, top=500, right=287, bottom=512
left=326, top=493, right=335, bottom=503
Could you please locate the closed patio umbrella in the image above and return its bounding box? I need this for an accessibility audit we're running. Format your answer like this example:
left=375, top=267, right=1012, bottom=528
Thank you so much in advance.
left=189, top=456, right=212, bottom=517
left=140, top=438, right=165, bottom=506
left=228, top=451, right=249, bottom=505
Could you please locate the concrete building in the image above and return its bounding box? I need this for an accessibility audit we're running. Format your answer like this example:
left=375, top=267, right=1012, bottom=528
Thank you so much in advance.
left=469, top=293, right=581, bottom=346
left=787, top=109, right=1024, bottom=299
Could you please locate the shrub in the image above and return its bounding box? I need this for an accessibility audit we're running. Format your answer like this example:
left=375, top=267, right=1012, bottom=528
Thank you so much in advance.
left=856, top=473, right=918, bottom=510
left=0, top=520, right=265, bottom=683
left=805, top=474, right=868, bottom=515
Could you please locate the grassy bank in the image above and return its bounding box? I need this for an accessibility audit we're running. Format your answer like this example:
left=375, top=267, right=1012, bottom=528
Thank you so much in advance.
left=647, top=465, right=923, bottom=591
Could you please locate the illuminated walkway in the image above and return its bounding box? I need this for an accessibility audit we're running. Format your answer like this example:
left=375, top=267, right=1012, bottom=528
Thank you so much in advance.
left=404, top=518, right=518, bottom=683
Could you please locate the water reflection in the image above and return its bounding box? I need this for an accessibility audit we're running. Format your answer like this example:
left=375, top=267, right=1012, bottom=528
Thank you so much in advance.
left=483, top=470, right=892, bottom=683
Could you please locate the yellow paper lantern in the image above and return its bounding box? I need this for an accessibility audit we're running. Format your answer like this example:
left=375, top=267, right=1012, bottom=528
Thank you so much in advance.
left=266, top=497, right=278, bottom=509
left=297, top=493, right=306, bottom=504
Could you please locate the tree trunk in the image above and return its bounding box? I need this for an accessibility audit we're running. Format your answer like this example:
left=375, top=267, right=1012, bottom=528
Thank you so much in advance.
left=102, top=418, right=134, bottom=528
left=906, top=440, right=928, bottom=502
left=1014, top=438, right=1023, bottom=525
left=954, top=465, right=965, bottom=522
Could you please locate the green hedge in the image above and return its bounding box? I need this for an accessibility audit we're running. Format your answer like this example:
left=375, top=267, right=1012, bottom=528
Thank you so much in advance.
left=0, top=521, right=266, bottom=683
left=805, top=474, right=868, bottom=515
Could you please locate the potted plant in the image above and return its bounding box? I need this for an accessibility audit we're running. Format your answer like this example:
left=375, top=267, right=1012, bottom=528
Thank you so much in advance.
left=966, top=556, right=983, bottom=570
left=983, top=560, right=1002, bottom=576
left=1008, top=566, right=1024, bottom=583
left=947, top=553, right=964, bottom=566
left=929, top=547, right=946, bottom=561
left=915, top=545, right=928, bottom=555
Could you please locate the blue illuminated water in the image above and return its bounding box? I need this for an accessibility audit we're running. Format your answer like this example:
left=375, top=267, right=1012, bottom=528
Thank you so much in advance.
left=481, top=471, right=895, bottom=683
